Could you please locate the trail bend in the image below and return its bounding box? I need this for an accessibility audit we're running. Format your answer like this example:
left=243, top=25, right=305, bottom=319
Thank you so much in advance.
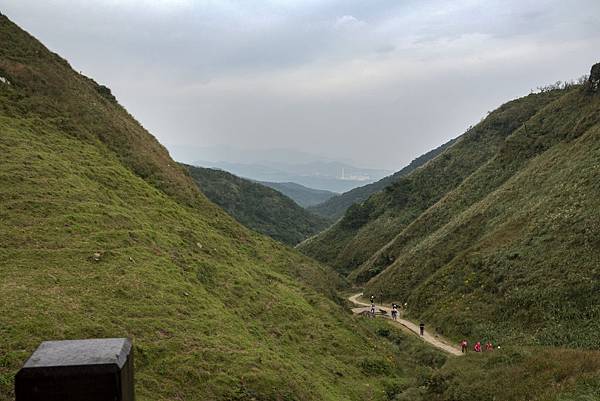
left=349, top=292, right=463, bottom=356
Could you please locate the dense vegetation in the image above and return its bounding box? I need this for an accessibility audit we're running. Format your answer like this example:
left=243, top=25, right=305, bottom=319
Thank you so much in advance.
left=308, top=138, right=456, bottom=220
left=259, top=181, right=336, bottom=208
left=184, top=164, right=331, bottom=245
left=300, top=69, right=600, bottom=349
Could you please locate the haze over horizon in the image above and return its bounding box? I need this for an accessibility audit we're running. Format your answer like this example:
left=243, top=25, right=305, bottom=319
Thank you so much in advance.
left=2, top=0, right=599, bottom=170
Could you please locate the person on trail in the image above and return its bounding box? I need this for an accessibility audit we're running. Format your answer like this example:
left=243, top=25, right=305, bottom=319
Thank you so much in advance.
left=474, top=341, right=482, bottom=352
left=485, top=341, right=494, bottom=351
left=391, top=304, right=398, bottom=321
left=370, top=295, right=375, bottom=304
left=370, top=304, right=376, bottom=318
left=460, top=339, right=468, bottom=353
left=419, top=322, right=425, bottom=336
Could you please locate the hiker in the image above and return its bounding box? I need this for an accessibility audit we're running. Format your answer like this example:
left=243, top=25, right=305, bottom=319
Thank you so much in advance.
left=391, top=304, right=398, bottom=321
left=485, top=341, right=494, bottom=351
left=474, top=341, right=482, bottom=352
left=419, top=322, right=425, bottom=336
left=370, top=295, right=375, bottom=304
left=370, top=304, right=376, bottom=318
left=460, top=339, right=468, bottom=353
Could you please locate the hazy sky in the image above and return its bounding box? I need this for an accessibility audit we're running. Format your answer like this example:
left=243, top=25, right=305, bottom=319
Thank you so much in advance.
left=2, top=0, right=599, bottom=170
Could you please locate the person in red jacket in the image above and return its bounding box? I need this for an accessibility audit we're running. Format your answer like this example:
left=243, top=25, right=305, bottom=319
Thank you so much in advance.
left=474, top=341, right=482, bottom=352
left=485, top=341, right=494, bottom=351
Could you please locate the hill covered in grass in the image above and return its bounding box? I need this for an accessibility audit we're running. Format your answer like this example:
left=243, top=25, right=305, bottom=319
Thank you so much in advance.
left=184, top=164, right=331, bottom=245
left=259, top=180, right=336, bottom=208
left=300, top=67, right=600, bottom=349
left=308, top=139, right=456, bottom=220
left=2, top=12, right=599, bottom=401
left=299, top=89, right=565, bottom=274
left=0, top=13, right=430, bottom=400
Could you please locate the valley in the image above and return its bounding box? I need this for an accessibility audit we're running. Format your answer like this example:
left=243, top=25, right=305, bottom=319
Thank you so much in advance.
left=1, top=7, right=600, bottom=401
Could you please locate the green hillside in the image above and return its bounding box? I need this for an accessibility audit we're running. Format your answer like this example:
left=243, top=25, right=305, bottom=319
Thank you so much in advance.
left=2, top=12, right=600, bottom=401
left=260, top=181, right=336, bottom=208
left=0, top=14, right=428, bottom=400
left=300, top=66, right=600, bottom=349
left=308, top=139, right=456, bottom=221
left=299, top=89, right=565, bottom=274
left=364, top=73, right=600, bottom=348
left=184, top=164, right=331, bottom=245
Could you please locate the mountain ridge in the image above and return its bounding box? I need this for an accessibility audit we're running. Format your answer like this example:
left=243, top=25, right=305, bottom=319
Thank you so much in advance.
left=195, top=159, right=390, bottom=193
left=258, top=180, right=337, bottom=207
left=307, top=138, right=457, bottom=220
left=184, top=164, right=331, bottom=245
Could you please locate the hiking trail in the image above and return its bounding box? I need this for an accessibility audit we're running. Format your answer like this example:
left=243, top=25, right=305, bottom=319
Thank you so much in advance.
left=349, top=292, right=462, bottom=356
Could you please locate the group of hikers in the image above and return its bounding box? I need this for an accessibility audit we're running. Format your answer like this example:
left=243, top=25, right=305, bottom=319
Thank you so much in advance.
left=369, top=296, right=401, bottom=321
left=367, top=295, right=497, bottom=353
left=368, top=295, right=416, bottom=329
left=460, top=339, right=497, bottom=353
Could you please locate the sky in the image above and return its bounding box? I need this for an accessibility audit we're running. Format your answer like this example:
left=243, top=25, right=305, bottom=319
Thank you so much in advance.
left=1, top=0, right=599, bottom=170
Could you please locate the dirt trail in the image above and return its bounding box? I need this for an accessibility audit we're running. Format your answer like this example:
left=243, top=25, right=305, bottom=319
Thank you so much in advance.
left=348, top=293, right=463, bottom=356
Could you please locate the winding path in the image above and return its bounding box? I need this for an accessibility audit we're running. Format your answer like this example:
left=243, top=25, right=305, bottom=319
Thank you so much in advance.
left=348, top=293, right=463, bottom=356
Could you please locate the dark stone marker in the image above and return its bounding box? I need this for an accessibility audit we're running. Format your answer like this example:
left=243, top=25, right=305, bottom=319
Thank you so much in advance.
left=15, top=338, right=134, bottom=401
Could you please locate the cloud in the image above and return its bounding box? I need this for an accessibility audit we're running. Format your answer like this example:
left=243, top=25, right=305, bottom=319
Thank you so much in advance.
left=1, top=0, right=599, bottom=169
left=334, top=15, right=365, bottom=30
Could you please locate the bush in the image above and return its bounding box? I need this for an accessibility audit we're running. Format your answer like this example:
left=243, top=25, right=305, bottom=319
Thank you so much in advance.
left=360, top=357, right=393, bottom=376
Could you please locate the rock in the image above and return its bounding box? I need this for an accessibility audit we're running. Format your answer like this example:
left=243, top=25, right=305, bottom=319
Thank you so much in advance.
left=92, top=252, right=102, bottom=262
left=196, top=242, right=203, bottom=249
left=586, top=63, right=600, bottom=93
left=0, top=76, right=10, bottom=85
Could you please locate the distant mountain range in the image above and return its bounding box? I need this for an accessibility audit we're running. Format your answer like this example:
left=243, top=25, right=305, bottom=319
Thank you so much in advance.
left=307, top=139, right=457, bottom=220
left=259, top=181, right=336, bottom=208
left=193, top=160, right=391, bottom=193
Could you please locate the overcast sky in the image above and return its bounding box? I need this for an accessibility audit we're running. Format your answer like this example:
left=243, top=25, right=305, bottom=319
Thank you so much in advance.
left=2, top=0, right=599, bottom=170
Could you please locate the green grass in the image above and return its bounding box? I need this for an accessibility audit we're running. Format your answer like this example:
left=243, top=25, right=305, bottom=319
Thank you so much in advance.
left=364, top=85, right=600, bottom=348
left=300, top=67, right=600, bottom=349
left=184, top=164, right=331, bottom=245
left=300, top=89, right=565, bottom=275
left=2, top=12, right=600, bottom=401
left=0, top=112, right=410, bottom=401
left=0, top=14, right=415, bottom=400
left=423, top=347, right=600, bottom=401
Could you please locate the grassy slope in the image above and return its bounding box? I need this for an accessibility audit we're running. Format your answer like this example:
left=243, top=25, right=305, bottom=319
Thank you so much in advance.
left=427, top=346, right=600, bottom=401
left=308, top=138, right=456, bottom=221
left=260, top=181, right=337, bottom=208
left=341, top=317, right=600, bottom=401
left=185, top=164, right=331, bottom=245
left=365, top=84, right=600, bottom=348
left=299, top=90, right=563, bottom=275
left=0, top=14, right=418, bottom=400
left=1, top=14, right=599, bottom=401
